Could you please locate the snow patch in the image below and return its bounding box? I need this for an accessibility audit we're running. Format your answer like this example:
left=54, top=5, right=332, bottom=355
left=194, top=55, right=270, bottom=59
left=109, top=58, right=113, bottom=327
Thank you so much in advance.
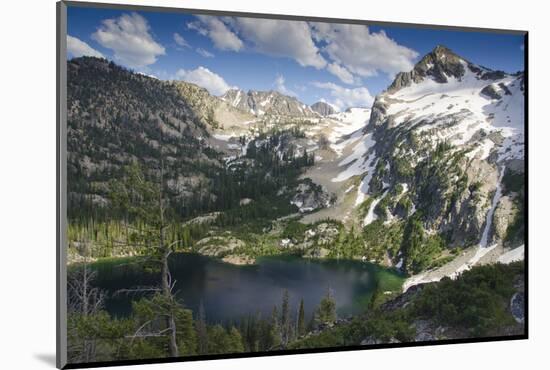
left=213, top=133, right=233, bottom=141
left=498, top=245, right=524, bottom=264
left=332, top=133, right=376, bottom=183
left=363, top=189, right=389, bottom=226
left=344, top=185, right=355, bottom=194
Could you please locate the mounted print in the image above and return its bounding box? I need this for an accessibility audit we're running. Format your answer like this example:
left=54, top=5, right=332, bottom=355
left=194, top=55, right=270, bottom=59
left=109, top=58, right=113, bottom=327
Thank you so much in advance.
left=56, top=1, right=528, bottom=368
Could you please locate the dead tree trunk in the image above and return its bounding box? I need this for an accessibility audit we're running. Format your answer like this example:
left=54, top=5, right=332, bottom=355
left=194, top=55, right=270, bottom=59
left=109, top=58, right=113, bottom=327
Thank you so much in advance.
left=67, top=257, right=105, bottom=363
left=159, top=146, right=179, bottom=358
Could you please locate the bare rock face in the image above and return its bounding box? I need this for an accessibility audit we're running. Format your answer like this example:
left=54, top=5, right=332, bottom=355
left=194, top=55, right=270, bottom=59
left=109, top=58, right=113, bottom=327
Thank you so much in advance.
left=196, top=236, right=245, bottom=257
left=439, top=160, right=499, bottom=246
left=493, top=195, right=519, bottom=242
left=481, top=84, right=502, bottom=100
left=360, top=336, right=400, bottom=345
left=172, top=81, right=254, bottom=129
left=510, top=292, right=525, bottom=323
left=415, top=332, right=436, bottom=342
left=413, top=320, right=437, bottom=342
left=291, top=180, right=334, bottom=213
left=183, top=212, right=221, bottom=226
left=310, top=101, right=336, bottom=116
left=239, top=198, right=253, bottom=206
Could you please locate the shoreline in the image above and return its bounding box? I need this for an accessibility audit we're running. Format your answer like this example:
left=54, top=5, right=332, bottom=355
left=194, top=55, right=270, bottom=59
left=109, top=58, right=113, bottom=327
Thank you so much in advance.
left=68, top=249, right=405, bottom=274
left=402, top=243, right=525, bottom=292
left=69, top=243, right=523, bottom=294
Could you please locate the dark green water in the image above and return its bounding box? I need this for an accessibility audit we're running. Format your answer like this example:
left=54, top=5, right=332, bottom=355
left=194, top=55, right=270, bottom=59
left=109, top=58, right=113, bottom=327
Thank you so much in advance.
left=87, top=253, right=404, bottom=322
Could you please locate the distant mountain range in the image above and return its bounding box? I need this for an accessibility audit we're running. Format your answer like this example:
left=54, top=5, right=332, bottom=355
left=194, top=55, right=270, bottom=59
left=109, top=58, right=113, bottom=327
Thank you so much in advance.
left=221, top=88, right=319, bottom=117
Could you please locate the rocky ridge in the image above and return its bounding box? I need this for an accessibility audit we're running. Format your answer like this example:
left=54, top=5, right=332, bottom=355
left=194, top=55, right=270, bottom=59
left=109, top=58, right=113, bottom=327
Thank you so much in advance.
left=310, top=101, right=336, bottom=116
left=222, top=89, right=319, bottom=117
left=354, top=45, right=524, bottom=249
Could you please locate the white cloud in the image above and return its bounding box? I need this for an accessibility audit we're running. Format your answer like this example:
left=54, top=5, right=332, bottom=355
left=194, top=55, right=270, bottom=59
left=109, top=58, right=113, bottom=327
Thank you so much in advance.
left=326, top=62, right=357, bottom=85
left=229, top=17, right=326, bottom=69
left=67, top=35, right=104, bottom=59
left=188, top=15, right=243, bottom=51
left=175, top=66, right=232, bottom=96
left=273, top=74, right=296, bottom=97
left=196, top=48, right=214, bottom=58
left=189, top=16, right=325, bottom=69
left=185, top=15, right=417, bottom=87
left=173, top=32, right=190, bottom=48
left=92, top=12, right=165, bottom=68
left=310, top=23, right=418, bottom=77
left=312, top=81, right=374, bottom=111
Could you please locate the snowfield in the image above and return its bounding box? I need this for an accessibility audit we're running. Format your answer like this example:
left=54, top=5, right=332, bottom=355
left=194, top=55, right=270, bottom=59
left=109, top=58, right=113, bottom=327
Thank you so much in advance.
left=327, top=108, right=372, bottom=156
left=385, top=61, right=524, bottom=163
left=498, top=245, right=525, bottom=264
left=332, top=133, right=376, bottom=182
left=363, top=189, right=388, bottom=226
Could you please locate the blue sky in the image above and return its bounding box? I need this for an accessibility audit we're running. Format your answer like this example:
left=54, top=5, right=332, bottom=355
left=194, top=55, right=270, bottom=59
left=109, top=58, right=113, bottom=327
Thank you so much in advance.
left=67, top=5, right=525, bottom=111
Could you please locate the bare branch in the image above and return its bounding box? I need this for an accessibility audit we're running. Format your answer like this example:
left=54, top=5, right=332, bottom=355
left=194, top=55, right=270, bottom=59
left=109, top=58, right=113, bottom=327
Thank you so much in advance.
left=114, top=287, right=162, bottom=297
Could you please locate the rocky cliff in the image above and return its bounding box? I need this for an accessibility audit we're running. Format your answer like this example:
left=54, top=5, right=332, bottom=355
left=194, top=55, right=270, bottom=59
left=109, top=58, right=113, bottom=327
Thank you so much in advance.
left=310, top=101, right=336, bottom=116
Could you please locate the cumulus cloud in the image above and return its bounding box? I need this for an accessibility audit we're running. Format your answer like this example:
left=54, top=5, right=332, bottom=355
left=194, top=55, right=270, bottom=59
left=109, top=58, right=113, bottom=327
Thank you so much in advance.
left=67, top=35, right=104, bottom=58
left=196, top=48, right=214, bottom=58
left=326, top=62, right=357, bottom=85
left=92, top=12, right=165, bottom=68
left=228, top=18, right=327, bottom=69
left=184, top=15, right=418, bottom=91
left=173, top=32, right=190, bottom=48
left=312, top=81, right=374, bottom=111
left=310, top=22, right=418, bottom=77
left=273, top=74, right=296, bottom=97
left=175, top=66, right=232, bottom=96
left=188, top=15, right=243, bottom=51
left=188, top=16, right=326, bottom=69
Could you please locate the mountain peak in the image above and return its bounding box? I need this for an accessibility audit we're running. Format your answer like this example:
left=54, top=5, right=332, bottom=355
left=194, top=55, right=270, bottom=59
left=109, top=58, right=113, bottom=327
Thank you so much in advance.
left=414, top=45, right=467, bottom=81
left=388, top=45, right=470, bottom=92
left=310, top=101, right=336, bottom=116
left=431, top=44, right=459, bottom=58
left=222, top=88, right=317, bottom=117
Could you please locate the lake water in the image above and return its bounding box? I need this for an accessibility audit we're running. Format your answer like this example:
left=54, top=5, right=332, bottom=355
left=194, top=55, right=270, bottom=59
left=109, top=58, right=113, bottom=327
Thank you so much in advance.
left=89, top=253, right=404, bottom=323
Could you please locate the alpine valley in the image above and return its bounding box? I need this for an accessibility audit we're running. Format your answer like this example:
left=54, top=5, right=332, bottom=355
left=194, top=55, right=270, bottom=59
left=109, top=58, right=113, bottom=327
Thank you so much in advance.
left=66, top=45, right=525, bottom=361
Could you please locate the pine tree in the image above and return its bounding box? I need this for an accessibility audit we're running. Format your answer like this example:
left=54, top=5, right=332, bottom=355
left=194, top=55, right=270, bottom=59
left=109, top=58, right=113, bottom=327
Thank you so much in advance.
left=402, top=214, right=425, bottom=273
left=206, top=325, right=228, bottom=354
left=297, top=298, right=306, bottom=337
left=269, top=306, right=282, bottom=348
left=315, top=288, right=337, bottom=326
left=196, top=300, right=208, bottom=354
left=108, top=155, right=180, bottom=357
left=281, top=290, right=291, bottom=346
left=227, top=326, right=245, bottom=353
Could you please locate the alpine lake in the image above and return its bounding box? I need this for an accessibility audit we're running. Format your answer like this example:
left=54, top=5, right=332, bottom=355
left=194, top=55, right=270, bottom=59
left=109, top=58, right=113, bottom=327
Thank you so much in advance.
left=86, top=253, right=405, bottom=323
